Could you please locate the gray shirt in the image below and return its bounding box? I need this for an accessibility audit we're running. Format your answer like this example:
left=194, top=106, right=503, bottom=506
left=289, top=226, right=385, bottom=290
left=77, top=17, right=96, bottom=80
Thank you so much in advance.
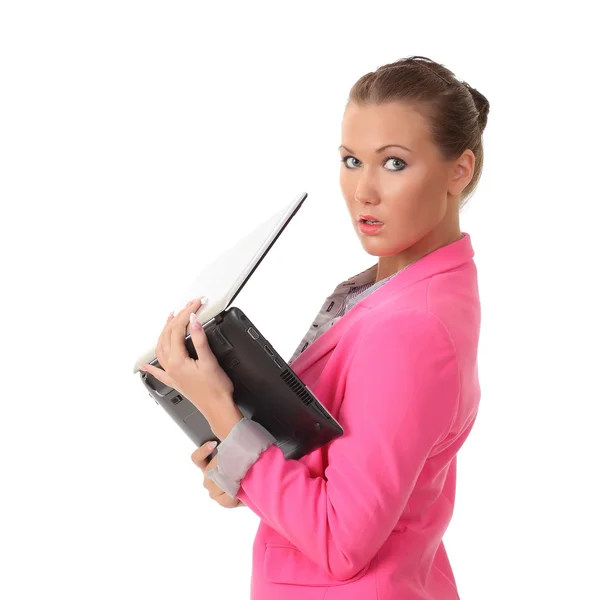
left=206, top=262, right=398, bottom=498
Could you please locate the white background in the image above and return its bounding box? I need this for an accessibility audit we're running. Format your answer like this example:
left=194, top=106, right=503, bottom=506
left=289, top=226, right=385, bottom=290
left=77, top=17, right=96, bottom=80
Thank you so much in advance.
left=1, top=1, right=598, bottom=598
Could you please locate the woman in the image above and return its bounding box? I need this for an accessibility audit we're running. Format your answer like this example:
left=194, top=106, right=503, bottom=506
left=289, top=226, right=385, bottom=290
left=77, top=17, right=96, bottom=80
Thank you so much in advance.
left=145, top=55, right=488, bottom=599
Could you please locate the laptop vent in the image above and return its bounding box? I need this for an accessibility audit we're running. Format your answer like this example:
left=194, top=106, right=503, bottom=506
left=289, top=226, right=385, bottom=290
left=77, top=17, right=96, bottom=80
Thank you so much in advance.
left=280, top=369, right=313, bottom=407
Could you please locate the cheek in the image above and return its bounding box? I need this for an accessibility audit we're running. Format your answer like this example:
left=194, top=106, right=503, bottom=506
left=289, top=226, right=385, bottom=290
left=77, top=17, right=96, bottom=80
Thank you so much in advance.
left=382, top=194, right=444, bottom=245
left=339, top=170, right=352, bottom=196
left=387, top=198, right=441, bottom=237
left=340, top=179, right=354, bottom=211
left=389, top=171, right=444, bottom=217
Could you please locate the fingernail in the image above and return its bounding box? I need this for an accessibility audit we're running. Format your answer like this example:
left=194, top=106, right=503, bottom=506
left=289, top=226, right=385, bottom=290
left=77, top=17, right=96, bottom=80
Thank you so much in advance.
left=207, top=441, right=217, bottom=449
left=190, top=312, right=202, bottom=331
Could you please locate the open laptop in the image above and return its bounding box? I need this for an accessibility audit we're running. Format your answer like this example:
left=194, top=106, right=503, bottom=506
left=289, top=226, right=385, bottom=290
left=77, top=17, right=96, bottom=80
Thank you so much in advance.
left=133, top=192, right=343, bottom=463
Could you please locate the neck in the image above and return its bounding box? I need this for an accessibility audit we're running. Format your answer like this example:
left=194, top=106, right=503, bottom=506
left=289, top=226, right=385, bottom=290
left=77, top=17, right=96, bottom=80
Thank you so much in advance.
left=375, top=225, right=462, bottom=283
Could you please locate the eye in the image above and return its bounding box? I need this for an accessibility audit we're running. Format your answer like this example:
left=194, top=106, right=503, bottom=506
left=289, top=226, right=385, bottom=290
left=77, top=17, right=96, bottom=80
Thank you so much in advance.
left=383, top=157, right=407, bottom=171
left=340, top=155, right=407, bottom=171
left=340, top=155, right=360, bottom=169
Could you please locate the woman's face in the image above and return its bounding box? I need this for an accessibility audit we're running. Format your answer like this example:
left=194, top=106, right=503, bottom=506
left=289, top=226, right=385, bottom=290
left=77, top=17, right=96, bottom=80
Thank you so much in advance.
left=339, top=101, right=473, bottom=265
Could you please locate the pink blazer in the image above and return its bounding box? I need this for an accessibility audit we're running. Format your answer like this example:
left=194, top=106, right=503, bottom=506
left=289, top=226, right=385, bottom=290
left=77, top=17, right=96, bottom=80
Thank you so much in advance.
left=236, top=232, right=481, bottom=600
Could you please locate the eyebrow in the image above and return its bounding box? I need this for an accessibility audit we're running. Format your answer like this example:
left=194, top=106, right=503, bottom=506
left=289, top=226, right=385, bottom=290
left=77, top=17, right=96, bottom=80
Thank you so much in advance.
left=338, top=143, right=413, bottom=154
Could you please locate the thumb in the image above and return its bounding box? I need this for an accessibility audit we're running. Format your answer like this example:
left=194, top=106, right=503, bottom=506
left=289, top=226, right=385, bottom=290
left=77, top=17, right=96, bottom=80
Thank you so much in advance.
left=191, top=440, right=218, bottom=471
left=189, top=297, right=209, bottom=356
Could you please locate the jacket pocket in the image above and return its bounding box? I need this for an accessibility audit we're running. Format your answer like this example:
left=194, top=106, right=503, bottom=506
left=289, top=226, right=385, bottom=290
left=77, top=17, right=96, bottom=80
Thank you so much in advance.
left=263, top=544, right=371, bottom=586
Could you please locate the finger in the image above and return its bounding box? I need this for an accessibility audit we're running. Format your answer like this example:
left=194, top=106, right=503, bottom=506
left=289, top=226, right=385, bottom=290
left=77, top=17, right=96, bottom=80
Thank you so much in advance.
left=140, top=362, right=176, bottom=389
left=206, top=482, right=232, bottom=502
left=203, top=462, right=234, bottom=500
left=170, top=297, right=207, bottom=363
left=197, top=455, right=238, bottom=504
left=191, top=441, right=218, bottom=471
left=177, top=297, right=203, bottom=322
left=213, top=495, right=239, bottom=508
left=184, top=297, right=207, bottom=338
left=156, top=314, right=174, bottom=368
left=163, top=300, right=193, bottom=346
left=156, top=299, right=200, bottom=371
left=159, top=313, right=175, bottom=361
left=203, top=467, right=228, bottom=499
left=189, top=308, right=210, bottom=358
left=157, top=304, right=184, bottom=365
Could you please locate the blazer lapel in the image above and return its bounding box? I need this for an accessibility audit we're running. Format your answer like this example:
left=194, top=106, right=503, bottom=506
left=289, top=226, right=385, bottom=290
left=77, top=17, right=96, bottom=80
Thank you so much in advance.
left=289, top=303, right=369, bottom=378
left=290, top=232, right=474, bottom=378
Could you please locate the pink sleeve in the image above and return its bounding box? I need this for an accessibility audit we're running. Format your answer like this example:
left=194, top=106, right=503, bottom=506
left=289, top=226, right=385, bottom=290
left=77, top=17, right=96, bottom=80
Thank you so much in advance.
left=235, top=309, right=460, bottom=580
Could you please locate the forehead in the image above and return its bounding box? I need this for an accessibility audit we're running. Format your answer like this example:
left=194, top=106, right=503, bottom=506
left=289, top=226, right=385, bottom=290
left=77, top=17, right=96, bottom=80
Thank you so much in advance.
left=341, top=102, right=431, bottom=151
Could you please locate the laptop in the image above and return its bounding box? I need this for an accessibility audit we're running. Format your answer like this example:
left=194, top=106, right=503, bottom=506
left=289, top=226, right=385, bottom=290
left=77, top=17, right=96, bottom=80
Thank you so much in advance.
left=133, top=192, right=343, bottom=463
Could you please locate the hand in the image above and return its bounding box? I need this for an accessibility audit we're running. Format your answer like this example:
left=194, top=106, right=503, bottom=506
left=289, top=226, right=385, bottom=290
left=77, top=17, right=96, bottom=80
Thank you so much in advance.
left=191, top=441, right=245, bottom=509
left=140, top=297, right=235, bottom=419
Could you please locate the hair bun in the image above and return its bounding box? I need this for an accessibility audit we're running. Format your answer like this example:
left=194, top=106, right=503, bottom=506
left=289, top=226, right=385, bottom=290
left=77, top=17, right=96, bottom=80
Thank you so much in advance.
left=463, top=81, right=490, bottom=131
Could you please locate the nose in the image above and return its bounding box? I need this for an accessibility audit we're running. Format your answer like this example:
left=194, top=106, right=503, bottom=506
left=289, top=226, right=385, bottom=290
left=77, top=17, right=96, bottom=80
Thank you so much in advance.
left=354, top=187, right=381, bottom=207
left=353, top=171, right=380, bottom=206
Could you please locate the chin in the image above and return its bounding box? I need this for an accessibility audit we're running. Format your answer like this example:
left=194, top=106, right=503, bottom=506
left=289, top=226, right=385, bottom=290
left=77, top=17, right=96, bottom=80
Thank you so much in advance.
left=359, top=233, right=415, bottom=258
left=358, top=239, right=395, bottom=257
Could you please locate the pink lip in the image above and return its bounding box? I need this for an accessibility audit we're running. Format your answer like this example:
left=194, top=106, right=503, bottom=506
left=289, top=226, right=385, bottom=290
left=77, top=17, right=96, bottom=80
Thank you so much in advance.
left=358, top=214, right=383, bottom=223
left=358, top=221, right=384, bottom=235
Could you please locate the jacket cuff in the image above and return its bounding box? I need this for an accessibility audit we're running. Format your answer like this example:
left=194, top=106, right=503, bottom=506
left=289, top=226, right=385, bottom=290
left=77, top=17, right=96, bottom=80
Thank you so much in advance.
left=206, top=417, right=276, bottom=497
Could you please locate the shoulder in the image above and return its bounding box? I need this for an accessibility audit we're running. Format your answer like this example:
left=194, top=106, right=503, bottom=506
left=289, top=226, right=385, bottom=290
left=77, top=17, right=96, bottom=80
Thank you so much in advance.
left=341, top=307, right=459, bottom=392
left=341, top=307, right=461, bottom=426
left=355, top=306, right=456, bottom=353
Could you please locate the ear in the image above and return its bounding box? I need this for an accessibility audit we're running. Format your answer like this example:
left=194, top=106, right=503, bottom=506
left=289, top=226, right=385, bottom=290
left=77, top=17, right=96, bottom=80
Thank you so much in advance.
left=448, top=149, right=475, bottom=197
